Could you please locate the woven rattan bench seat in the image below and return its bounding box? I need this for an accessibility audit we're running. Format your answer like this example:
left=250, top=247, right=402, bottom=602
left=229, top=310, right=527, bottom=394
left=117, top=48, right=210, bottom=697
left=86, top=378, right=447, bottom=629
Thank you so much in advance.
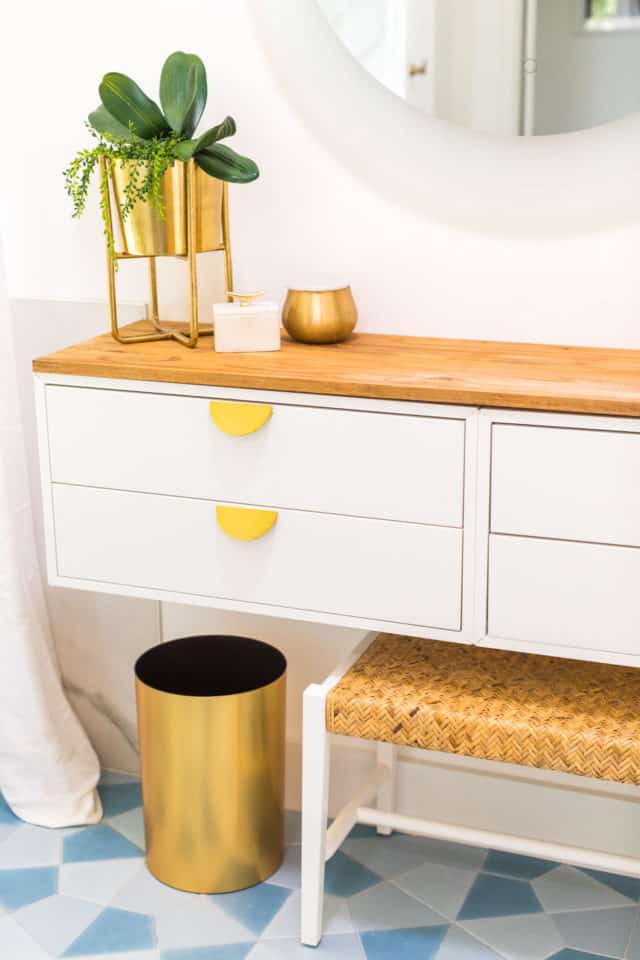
left=326, top=634, right=640, bottom=784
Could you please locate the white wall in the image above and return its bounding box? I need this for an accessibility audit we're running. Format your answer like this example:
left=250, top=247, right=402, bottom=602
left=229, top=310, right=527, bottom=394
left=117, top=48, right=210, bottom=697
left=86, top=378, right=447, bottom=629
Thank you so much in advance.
left=3, top=0, right=640, bottom=346
left=4, top=0, right=640, bottom=853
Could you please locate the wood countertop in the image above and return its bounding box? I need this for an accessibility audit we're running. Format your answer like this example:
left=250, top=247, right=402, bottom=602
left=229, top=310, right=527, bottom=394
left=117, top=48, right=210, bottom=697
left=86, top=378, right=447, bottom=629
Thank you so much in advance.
left=33, top=321, right=640, bottom=417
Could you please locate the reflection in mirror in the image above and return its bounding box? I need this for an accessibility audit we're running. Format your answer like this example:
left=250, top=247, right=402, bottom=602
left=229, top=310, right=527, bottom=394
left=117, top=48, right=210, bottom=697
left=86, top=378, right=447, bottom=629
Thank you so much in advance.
left=317, top=0, right=640, bottom=135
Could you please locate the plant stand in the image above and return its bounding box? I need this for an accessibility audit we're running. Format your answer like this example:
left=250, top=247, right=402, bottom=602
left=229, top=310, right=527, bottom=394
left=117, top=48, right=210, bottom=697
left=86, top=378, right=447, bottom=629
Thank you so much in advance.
left=99, top=157, right=233, bottom=348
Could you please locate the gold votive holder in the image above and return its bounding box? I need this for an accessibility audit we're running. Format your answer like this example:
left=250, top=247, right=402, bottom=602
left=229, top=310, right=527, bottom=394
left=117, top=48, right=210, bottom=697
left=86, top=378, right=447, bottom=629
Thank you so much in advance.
left=282, top=284, right=357, bottom=344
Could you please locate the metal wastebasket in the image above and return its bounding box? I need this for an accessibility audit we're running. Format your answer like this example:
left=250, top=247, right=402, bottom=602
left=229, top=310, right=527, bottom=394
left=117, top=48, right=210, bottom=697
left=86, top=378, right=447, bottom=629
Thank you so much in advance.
left=135, top=634, right=286, bottom=893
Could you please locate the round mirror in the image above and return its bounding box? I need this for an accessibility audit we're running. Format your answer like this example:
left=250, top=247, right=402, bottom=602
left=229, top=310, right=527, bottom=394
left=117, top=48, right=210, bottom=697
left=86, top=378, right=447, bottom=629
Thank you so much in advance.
left=317, top=0, right=640, bottom=135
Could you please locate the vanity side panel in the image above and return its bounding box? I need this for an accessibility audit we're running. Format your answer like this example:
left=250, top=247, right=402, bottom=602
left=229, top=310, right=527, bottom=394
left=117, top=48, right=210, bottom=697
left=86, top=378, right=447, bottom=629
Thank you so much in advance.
left=33, top=376, right=59, bottom=582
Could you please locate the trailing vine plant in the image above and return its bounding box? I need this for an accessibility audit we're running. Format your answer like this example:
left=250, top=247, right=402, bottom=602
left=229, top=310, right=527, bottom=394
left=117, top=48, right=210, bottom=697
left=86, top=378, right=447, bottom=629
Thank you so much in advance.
left=64, top=51, right=259, bottom=261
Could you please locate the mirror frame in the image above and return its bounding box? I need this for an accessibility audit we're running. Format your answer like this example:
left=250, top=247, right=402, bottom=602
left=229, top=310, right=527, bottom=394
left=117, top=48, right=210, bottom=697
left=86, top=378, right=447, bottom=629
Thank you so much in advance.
left=249, top=0, right=640, bottom=233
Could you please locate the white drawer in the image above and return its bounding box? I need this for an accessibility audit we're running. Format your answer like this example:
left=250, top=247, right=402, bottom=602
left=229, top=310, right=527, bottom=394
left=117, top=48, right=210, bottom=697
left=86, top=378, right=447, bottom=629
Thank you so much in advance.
left=488, top=533, right=640, bottom=656
left=491, top=423, right=640, bottom=547
left=52, top=485, right=463, bottom=630
left=46, top=386, right=465, bottom=527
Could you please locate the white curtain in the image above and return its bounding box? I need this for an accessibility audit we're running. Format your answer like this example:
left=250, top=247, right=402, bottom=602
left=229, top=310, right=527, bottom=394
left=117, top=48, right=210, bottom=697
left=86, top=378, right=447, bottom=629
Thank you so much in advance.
left=0, top=240, right=102, bottom=827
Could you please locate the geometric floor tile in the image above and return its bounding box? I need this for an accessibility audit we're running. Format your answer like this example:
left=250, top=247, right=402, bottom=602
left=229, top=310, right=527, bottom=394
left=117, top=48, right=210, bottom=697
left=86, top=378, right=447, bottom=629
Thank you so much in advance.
left=62, top=824, right=143, bottom=863
left=104, top=808, right=146, bottom=850
left=97, top=783, right=143, bottom=818
left=348, top=881, right=446, bottom=931
left=155, top=900, right=254, bottom=951
left=59, top=858, right=143, bottom=905
left=6, top=775, right=640, bottom=960
left=111, top=866, right=254, bottom=949
left=0, top=915, right=52, bottom=959
left=13, top=894, right=102, bottom=956
left=626, top=917, right=640, bottom=960
left=457, top=872, right=544, bottom=920
left=482, top=850, right=557, bottom=881
left=261, top=890, right=353, bottom=939
left=216, top=883, right=292, bottom=936
left=0, top=794, right=19, bottom=825
left=0, top=824, right=61, bottom=868
left=267, top=845, right=301, bottom=890
left=111, top=864, right=194, bottom=915
left=342, top=835, right=431, bottom=880
left=346, top=824, right=379, bottom=840
left=460, top=913, right=565, bottom=959
left=162, top=947, right=254, bottom=960
left=66, top=954, right=159, bottom=960
left=578, top=867, right=640, bottom=902
left=62, top=906, right=155, bottom=956
left=547, top=951, right=618, bottom=960
left=436, top=924, right=503, bottom=959
left=0, top=866, right=57, bottom=911
left=533, top=865, right=635, bottom=913
left=323, top=851, right=381, bottom=898
left=551, top=906, right=637, bottom=959
left=393, top=861, right=477, bottom=919
left=248, top=933, right=364, bottom=958
left=0, top=822, right=19, bottom=845
left=360, top=924, right=450, bottom=960
left=399, top=836, right=486, bottom=873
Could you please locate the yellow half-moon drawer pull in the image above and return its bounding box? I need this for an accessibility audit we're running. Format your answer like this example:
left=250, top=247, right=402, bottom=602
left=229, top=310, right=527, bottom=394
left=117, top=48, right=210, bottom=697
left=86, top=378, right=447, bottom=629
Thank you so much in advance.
left=209, top=401, right=272, bottom=436
left=216, top=505, right=278, bottom=541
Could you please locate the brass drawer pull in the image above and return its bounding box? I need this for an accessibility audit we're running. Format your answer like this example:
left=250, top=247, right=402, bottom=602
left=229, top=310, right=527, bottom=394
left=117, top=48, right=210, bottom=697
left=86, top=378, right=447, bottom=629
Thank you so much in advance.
left=209, top=401, right=272, bottom=436
left=216, top=505, right=278, bottom=541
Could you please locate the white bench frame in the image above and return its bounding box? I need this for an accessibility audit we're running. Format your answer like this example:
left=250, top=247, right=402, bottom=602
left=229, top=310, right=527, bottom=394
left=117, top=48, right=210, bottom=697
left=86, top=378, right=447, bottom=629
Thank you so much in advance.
left=300, top=633, right=640, bottom=946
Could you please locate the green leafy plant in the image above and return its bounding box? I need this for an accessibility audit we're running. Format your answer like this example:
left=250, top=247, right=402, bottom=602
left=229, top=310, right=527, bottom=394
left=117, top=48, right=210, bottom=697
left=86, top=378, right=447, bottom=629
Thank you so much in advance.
left=64, top=51, right=259, bottom=259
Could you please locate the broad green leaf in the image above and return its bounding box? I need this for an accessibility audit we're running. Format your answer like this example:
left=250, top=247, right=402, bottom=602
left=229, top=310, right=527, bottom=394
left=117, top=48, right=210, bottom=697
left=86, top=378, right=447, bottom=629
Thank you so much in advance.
left=173, top=116, right=237, bottom=163
left=88, top=105, right=143, bottom=142
left=99, top=72, right=167, bottom=140
left=174, top=139, right=198, bottom=162
left=160, top=51, right=207, bottom=138
left=196, top=143, right=259, bottom=183
left=192, top=116, right=236, bottom=154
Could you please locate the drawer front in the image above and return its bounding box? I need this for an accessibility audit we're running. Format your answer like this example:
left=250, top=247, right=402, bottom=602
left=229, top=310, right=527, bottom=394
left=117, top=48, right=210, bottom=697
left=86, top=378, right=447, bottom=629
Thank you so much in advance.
left=488, top=533, right=640, bottom=656
left=46, top=386, right=465, bottom=527
left=491, top=423, right=640, bottom=547
left=52, top=485, right=463, bottom=630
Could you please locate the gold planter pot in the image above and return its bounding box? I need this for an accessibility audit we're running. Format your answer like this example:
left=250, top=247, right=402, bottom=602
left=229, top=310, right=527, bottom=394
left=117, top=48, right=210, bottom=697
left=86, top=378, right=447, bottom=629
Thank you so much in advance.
left=110, top=159, right=223, bottom=257
left=282, top=285, right=357, bottom=344
left=100, top=157, right=233, bottom=347
left=135, top=635, right=286, bottom=894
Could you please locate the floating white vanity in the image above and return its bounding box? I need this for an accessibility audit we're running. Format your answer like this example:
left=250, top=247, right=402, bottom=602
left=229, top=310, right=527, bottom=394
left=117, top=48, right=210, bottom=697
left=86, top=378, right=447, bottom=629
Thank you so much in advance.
left=33, top=324, right=640, bottom=668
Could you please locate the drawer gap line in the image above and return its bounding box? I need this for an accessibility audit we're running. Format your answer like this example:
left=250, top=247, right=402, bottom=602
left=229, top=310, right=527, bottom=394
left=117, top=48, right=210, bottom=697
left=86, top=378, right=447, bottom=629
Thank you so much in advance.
left=50, top=481, right=463, bottom=531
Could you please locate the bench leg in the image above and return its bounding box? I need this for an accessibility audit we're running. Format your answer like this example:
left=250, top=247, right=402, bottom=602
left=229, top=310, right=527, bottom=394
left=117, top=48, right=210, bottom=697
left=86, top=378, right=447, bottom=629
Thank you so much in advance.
left=301, top=686, right=330, bottom=946
left=376, top=742, right=396, bottom=836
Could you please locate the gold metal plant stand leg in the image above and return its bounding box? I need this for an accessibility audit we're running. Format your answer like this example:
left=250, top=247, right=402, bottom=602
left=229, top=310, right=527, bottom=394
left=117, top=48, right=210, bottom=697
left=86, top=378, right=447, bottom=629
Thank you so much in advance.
left=100, top=157, right=234, bottom=348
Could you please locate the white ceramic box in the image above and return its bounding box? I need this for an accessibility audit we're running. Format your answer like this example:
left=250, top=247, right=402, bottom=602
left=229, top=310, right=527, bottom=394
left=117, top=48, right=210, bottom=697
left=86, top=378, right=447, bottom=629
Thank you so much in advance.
left=213, top=295, right=280, bottom=352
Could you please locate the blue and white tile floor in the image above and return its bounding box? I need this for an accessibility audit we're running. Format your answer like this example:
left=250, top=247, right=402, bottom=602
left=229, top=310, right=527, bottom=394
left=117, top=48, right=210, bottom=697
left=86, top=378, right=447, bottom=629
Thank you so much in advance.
left=1, top=772, right=639, bottom=959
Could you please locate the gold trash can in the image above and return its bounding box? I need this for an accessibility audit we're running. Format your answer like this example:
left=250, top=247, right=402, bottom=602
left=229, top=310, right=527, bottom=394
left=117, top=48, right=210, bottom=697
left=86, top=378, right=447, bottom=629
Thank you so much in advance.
left=135, top=635, right=286, bottom=893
